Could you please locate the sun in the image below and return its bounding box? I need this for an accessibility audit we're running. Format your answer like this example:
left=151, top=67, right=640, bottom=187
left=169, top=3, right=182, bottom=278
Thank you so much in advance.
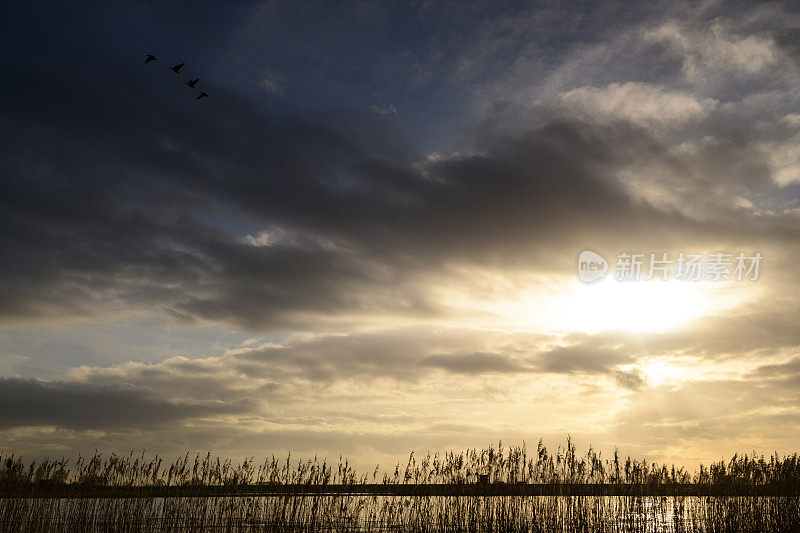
left=434, top=268, right=756, bottom=335
left=558, top=277, right=747, bottom=334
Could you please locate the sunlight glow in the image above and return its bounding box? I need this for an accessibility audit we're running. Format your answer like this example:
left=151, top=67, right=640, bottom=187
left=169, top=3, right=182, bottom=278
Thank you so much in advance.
left=474, top=276, right=755, bottom=335
left=566, top=279, right=711, bottom=333
left=556, top=278, right=754, bottom=333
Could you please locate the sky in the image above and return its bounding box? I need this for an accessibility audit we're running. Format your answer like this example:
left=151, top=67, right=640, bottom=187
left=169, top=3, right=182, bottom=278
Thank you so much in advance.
left=1, top=0, right=800, bottom=470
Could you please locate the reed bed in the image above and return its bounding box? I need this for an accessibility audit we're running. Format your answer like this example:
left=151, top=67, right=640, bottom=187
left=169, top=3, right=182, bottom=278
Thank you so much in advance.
left=1, top=439, right=798, bottom=532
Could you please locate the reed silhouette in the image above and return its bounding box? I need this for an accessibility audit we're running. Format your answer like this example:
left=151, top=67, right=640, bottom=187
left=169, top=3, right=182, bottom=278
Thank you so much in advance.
left=1, top=439, right=799, bottom=531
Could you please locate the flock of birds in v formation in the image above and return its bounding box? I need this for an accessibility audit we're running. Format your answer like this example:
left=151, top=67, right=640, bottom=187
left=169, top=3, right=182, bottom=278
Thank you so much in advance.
left=145, top=54, right=208, bottom=100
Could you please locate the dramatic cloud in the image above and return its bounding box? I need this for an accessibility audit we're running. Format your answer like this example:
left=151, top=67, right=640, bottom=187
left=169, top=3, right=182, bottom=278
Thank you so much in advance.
left=0, top=378, right=245, bottom=430
left=2, top=0, right=800, bottom=467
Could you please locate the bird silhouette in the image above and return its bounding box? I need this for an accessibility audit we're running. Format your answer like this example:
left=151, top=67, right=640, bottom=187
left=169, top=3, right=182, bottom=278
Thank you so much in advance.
left=170, top=62, right=186, bottom=73
left=196, top=92, right=208, bottom=100
left=185, top=78, right=199, bottom=88
left=145, top=54, right=157, bottom=64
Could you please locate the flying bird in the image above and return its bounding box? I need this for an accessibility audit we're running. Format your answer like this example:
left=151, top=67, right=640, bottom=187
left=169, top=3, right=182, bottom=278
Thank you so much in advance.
left=170, top=62, right=186, bottom=73
left=145, top=54, right=157, bottom=64
left=196, top=92, right=208, bottom=100
left=185, top=78, right=199, bottom=88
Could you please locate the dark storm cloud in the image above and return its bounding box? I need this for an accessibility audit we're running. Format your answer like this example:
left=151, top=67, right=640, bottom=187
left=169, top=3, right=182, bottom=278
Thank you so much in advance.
left=774, top=27, right=800, bottom=62
left=0, top=378, right=244, bottom=430
left=5, top=0, right=800, bottom=467
left=3, top=0, right=800, bottom=331
left=1, top=65, right=789, bottom=331
left=0, top=57, right=622, bottom=328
